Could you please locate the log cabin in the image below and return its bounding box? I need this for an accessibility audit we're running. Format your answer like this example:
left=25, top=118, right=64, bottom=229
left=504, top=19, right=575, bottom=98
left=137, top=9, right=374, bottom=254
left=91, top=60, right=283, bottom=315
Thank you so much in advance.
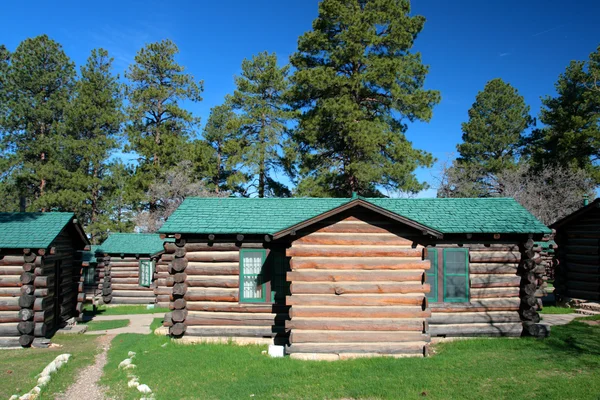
left=79, top=245, right=103, bottom=300
left=97, top=233, right=171, bottom=306
left=158, top=196, right=551, bottom=359
left=552, top=198, right=600, bottom=302
left=0, top=212, right=89, bottom=347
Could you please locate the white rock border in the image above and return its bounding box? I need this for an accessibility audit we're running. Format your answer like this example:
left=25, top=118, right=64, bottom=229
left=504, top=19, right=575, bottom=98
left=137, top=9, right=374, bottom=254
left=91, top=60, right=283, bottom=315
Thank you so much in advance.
left=117, top=351, right=154, bottom=399
left=10, top=353, right=72, bottom=400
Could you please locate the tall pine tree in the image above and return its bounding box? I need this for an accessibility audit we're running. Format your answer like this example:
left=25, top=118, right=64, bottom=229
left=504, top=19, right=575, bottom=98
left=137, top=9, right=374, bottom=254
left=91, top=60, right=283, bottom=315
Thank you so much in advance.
left=227, top=52, right=293, bottom=197
left=526, top=46, right=600, bottom=184
left=457, top=78, right=532, bottom=175
left=125, top=39, right=204, bottom=208
left=0, top=35, right=75, bottom=210
left=64, top=48, right=124, bottom=242
left=289, top=0, right=440, bottom=197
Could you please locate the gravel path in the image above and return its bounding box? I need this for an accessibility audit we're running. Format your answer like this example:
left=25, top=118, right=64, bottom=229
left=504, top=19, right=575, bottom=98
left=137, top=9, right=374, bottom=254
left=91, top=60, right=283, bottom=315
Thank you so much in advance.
left=56, top=334, right=114, bottom=400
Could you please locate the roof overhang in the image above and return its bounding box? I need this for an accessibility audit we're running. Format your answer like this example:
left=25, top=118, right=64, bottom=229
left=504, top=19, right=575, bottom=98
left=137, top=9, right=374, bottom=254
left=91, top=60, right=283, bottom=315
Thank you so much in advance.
left=272, top=198, right=443, bottom=240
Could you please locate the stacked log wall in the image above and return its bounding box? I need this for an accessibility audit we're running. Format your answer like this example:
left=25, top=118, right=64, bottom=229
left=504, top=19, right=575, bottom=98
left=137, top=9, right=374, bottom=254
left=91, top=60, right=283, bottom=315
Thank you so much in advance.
left=286, top=210, right=431, bottom=357
left=555, top=207, right=600, bottom=301
left=154, top=251, right=171, bottom=308
left=428, top=243, right=525, bottom=337
left=0, top=251, right=29, bottom=347
left=165, top=240, right=289, bottom=340
left=103, top=255, right=156, bottom=305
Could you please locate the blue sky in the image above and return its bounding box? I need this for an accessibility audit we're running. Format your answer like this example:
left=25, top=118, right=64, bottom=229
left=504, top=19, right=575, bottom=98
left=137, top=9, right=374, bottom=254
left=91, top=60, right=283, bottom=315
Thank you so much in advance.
left=1, top=0, right=598, bottom=197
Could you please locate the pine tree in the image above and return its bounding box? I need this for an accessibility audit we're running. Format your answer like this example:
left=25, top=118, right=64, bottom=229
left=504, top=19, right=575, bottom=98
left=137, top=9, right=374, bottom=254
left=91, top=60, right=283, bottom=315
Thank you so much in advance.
left=125, top=39, right=204, bottom=207
left=0, top=45, right=18, bottom=211
left=0, top=35, right=75, bottom=210
left=289, top=0, right=440, bottom=197
left=526, top=46, right=600, bottom=184
left=202, top=103, right=246, bottom=193
left=64, top=48, right=123, bottom=242
left=457, top=78, right=532, bottom=175
left=227, top=52, right=293, bottom=197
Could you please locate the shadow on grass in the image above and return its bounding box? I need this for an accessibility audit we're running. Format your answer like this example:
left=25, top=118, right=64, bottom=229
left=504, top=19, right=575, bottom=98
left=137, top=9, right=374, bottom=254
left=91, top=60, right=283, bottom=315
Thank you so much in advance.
left=540, top=317, right=600, bottom=357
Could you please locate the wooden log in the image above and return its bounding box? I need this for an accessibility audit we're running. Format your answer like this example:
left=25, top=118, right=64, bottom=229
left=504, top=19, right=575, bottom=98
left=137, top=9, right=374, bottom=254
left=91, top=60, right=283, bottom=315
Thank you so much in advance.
left=20, top=272, right=35, bottom=285
left=287, top=270, right=424, bottom=283
left=310, top=222, right=417, bottom=235
left=183, top=243, right=242, bottom=252
left=184, top=326, right=283, bottom=337
left=290, top=258, right=429, bottom=270
left=0, top=312, right=21, bottom=323
left=286, top=342, right=426, bottom=355
left=0, top=276, right=21, bottom=287
left=111, top=284, right=154, bottom=291
left=111, top=290, right=156, bottom=298
left=0, top=297, right=21, bottom=311
left=289, top=330, right=428, bottom=344
left=470, top=287, right=520, bottom=299
left=171, top=257, right=188, bottom=272
left=110, top=272, right=139, bottom=278
left=19, top=295, right=35, bottom=308
left=33, top=276, right=53, bottom=288
left=289, top=306, right=430, bottom=319
left=469, top=252, right=521, bottom=263
left=470, top=275, right=521, bottom=288
left=17, top=321, right=34, bottom=335
left=288, top=246, right=422, bottom=258
left=429, top=311, right=521, bottom=324
left=429, top=323, right=523, bottom=337
left=184, top=288, right=238, bottom=302
left=469, top=263, right=518, bottom=274
left=19, top=334, right=34, bottom=347
left=172, top=283, right=188, bottom=297
left=0, top=323, right=19, bottom=336
left=170, top=298, right=187, bottom=310
left=170, top=323, right=186, bottom=336
left=164, top=244, right=186, bottom=257
left=111, top=278, right=142, bottom=285
left=285, top=318, right=424, bottom=332
left=294, top=234, right=415, bottom=246
left=286, top=294, right=425, bottom=307
left=0, top=256, right=25, bottom=266
left=186, top=276, right=239, bottom=288
left=290, top=282, right=429, bottom=295
left=185, top=263, right=239, bottom=276
left=430, top=299, right=520, bottom=313
left=0, top=287, right=23, bottom=296
left=0, top=266, right=24, bottom=275
left=172, top=309, right=188, bottom=323
left=186, top=252, right=239, bottom=262
left=185, top=301, right=289, bottom=313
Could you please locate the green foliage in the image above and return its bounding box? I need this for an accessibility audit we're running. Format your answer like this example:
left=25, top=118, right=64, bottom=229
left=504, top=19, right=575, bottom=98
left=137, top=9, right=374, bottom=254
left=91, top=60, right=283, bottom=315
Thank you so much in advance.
left=125, top=39, right=204, bottom=207
left=62, top=48, right=124, bottom=241
left=0, top=35, right=75, bottom=210
left=227, top=52, right=294, bottom=197
left=289, top=0, right=440, bottom=197
left=526, top=46, right=600, bottom=184
left=201, top=103, right=246, bottom=193
left=457, top=78, right=533, bottom=174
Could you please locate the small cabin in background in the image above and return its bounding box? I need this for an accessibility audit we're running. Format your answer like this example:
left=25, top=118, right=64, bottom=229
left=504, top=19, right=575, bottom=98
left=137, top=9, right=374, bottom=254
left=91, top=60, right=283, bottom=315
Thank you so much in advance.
left=552, top=198, right=600, bottom=302
left=80, top=245, right=102, bottom=299
left=0, top=212, right=89, bottom=347
left=158, top=196, right=551, bottom=359
left=97, top=233, right=170, bottom=305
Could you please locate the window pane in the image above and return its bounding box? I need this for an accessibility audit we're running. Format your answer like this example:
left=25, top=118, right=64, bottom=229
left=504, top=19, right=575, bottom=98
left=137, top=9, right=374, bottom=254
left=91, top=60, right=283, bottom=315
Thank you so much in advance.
left=425, top=249, right=437, bottom=301
left=445, top=275, right=467, bottom=300
left=243, top=275, right=262, bottom=299
left=445, top=250, right=467, bottom=274
left=243, top=252, right=263, bottom=274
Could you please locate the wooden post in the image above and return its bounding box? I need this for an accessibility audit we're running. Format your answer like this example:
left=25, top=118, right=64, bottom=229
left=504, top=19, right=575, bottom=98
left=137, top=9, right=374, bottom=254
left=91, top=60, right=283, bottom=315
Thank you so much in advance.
left=168, top=240, right=187, bottom=337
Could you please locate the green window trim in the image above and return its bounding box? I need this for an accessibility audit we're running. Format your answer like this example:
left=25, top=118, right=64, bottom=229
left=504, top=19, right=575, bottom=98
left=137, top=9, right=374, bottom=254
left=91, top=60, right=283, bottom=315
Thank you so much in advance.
left=139, top=259, right=154, bottom=288
left=442, top=248, right=469, bottom=303
left=425, top=248, right=438, bottom=302
left=240, top=249, right=268, bottom=303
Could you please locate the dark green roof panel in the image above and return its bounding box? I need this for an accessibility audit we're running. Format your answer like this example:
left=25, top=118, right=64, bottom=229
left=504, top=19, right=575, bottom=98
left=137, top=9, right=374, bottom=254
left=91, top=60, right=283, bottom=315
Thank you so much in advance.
left=159, top=197, right=550, bottom=236
left=0, top=212, right=75, bottom=249
left=98, top=233, right=171, bottom=256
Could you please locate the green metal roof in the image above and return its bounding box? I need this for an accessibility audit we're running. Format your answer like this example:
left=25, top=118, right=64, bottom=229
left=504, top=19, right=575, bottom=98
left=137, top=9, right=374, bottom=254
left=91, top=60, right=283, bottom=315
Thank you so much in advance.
left=0, top=212, right=75, bottom=249
left=97, top=233, right=170, bottom=256
left=159, top=197, right=551, bottom=236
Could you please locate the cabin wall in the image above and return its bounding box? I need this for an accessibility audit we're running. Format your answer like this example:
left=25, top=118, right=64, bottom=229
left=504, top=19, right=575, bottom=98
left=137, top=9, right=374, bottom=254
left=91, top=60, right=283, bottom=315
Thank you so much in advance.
left=286, top=211, right=430, bottom=358
left=103, top=255, right=157, bottom=305
left=427, top=243, right=524, bottom=337
left=555, top=207, right=600, bottom=301
left=0, top=250, right=27, bottom=347
left=164, top=241, right=289, bottom=341
left=154, top=251, right=171, bottom=308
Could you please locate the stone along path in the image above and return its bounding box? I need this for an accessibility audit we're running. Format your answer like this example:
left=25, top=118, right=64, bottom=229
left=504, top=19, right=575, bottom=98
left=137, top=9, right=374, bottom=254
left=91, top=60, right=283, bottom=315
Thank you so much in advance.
left=56, top=334, right=114, bottom=400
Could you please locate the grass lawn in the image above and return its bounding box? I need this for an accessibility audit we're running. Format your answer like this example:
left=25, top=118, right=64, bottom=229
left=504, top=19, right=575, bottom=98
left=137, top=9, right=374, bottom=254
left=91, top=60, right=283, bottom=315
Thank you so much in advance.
left=0, top=334, right=100, bottom=399
left=101, top=317, right=600, bottom=400
left=540, top=306, right=576, bottom=314
left=80, top=319, right=130, bottom=331
left=82, top=304, right=169, bottom=317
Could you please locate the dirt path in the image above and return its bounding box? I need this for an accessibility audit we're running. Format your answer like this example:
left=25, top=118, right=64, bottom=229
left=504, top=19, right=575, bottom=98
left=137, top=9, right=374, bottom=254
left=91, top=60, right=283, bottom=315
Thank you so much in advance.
left=56, top=334, right=114, bottom=400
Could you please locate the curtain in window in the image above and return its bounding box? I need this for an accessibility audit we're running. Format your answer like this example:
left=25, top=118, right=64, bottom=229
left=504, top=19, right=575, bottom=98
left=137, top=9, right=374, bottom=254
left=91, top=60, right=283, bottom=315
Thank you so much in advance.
left=242, top=252, right=263, bottom=300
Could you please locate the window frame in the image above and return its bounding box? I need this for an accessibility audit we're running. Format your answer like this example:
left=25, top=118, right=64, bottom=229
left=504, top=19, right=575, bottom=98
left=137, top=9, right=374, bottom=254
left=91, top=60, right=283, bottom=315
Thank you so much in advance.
left=83, top=266, right=96, bottom=285
left=239, top=248, right=268, bottom=303
left=138, top=259, right=154, bottom=288
left=442, top=248, right=470, bottom=303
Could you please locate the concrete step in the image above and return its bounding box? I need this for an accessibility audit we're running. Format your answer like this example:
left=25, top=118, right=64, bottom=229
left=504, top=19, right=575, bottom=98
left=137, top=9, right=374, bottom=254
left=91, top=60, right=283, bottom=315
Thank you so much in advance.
left=575, top=309, right=600, bottom=316
left=579, top=302, right=600, bottom=312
